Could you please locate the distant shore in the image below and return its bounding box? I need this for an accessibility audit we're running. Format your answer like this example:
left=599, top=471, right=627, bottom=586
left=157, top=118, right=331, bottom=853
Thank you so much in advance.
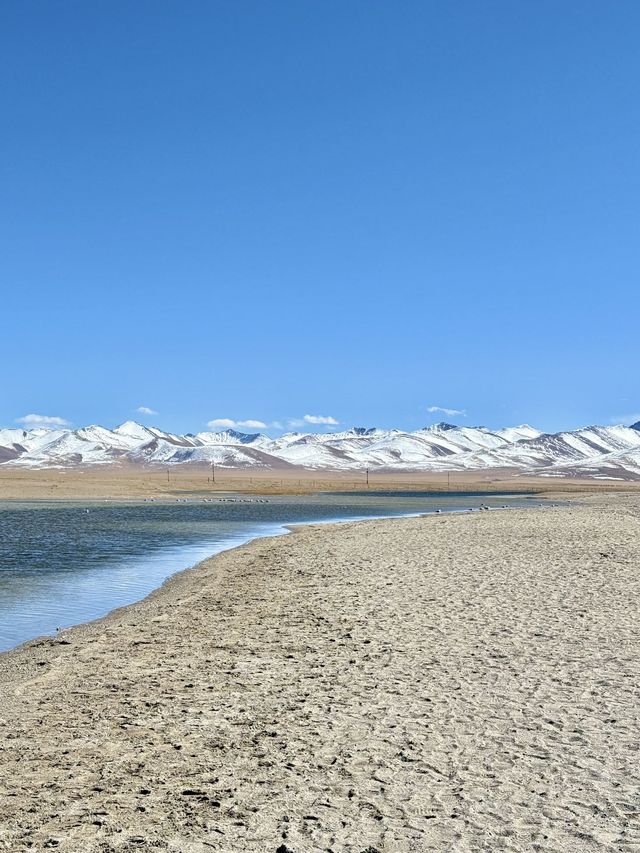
left=1, top=464, right=637, bottom=501
left=1, top=494, right=638, bottom=851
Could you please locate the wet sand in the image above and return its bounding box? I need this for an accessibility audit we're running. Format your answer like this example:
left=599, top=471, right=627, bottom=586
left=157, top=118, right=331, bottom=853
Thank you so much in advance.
left=0, top=496, right=638, bottom=851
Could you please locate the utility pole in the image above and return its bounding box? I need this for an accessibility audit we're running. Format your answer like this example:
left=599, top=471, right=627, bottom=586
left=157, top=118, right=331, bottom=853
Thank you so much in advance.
left=211, top=462, right=216, bottom=484
left=447, top=471, right=450, bottom=489
left=167, top=468, right=170, bottom=485
left=366, top=467, right=369, bottom=487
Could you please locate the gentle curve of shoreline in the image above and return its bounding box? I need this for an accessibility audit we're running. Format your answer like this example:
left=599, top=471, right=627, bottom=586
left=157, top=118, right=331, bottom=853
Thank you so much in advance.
left=0, top=499, right=530, bottom=657
left=0, top=505, right=497, bottom=663
left=1, top=497, right=638, bottom=851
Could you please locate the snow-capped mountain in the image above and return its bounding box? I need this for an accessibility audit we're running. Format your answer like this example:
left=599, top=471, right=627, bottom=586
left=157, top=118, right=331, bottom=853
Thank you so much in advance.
left=1, top=420, right=640, bottom=479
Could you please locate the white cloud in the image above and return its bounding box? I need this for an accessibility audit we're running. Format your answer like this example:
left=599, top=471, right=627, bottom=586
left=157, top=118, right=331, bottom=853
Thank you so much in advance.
left=136, top=406, right=158, bottom=416
left=16, top=414, right=71, bottom=429
left=208, top=418, right=236, bottom=429
left=207, top=415, right=338, bottom=432
left=303, top=414, right=339, bottom=425
left=207, top=418, right=267, bottom=430
left=427, top=406, right=466, bottom=417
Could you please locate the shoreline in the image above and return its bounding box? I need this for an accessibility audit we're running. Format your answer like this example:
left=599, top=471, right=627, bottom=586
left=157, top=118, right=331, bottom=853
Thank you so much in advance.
left=0, top=516, right=288, bottom=680
left=1, top=495, right=638, bottom=850
left=0, top=498, right=531, bottom=659
left=0, top=522, right=289, bottom=691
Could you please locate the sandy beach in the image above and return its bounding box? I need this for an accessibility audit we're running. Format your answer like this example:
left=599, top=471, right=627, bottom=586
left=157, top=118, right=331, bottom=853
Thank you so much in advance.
left=1, top=496, right=639, bottom=851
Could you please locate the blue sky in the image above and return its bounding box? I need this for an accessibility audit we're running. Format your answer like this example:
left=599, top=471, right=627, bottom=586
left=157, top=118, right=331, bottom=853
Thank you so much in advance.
left=2, top=1, right=639, bottom=435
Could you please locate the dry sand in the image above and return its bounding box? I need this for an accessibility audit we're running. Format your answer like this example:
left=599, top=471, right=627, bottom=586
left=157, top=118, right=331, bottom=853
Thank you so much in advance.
left=0, top=496, right=639, bottom=851
left=1, top=464, right=638, bottom=501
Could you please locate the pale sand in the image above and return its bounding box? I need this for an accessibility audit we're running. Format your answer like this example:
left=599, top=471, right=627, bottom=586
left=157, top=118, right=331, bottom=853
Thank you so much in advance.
left=0, top=498, right=639, bottom=852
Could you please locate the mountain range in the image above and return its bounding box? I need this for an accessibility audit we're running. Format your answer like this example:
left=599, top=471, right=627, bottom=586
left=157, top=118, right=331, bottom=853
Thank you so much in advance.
left=1, top=420, right=640, bottom=479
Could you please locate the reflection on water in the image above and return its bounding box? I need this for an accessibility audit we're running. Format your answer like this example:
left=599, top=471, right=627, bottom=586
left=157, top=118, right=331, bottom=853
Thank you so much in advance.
left=0, top=492, right=538, bottom=651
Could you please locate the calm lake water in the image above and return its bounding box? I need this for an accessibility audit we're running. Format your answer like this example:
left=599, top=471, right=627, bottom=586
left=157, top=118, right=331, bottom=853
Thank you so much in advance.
left=0, top=492, right=539, bottom=651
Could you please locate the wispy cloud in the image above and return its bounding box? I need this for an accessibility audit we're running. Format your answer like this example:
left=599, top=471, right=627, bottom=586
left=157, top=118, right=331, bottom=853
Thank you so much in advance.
left=207, top=418, right=267, bottom=430
left=303, top=414, right=339, bottom=425
left=611, top=412, right=640, bottom=426
left=16, top=414, right=71, bottom=429
left=136, top=406, right=158, bottom=416
left=427, top=405, right=466, bottom=417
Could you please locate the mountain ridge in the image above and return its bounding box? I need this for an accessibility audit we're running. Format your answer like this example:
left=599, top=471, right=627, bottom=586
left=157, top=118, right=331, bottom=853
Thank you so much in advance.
left=2, top=420, right=640, bottom=479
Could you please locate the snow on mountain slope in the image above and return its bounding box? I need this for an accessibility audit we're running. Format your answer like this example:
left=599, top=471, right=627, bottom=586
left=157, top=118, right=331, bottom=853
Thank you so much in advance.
left=116, top=421, right=200, bottom=447
left=2, top=419, right=640, bottom=478
left=355, top=432, right=457, bottom=466
left=171, top=445, right=296, bottom=468
left=11, top=432, right=125, bottom=467
left=113, top=421, right=158, bottom=442
left=128, top=439, right=289, bottom=468
left=1, top=428, right=69, bottom=455
left=0, top=428, right=29, bottom=448
left=273, top=440, right=357, bottom=469
left=495, top=424, right=542, bottom=442
left=76, top=425, right=142, bottom=451
left=496, top=426, right=640, bottom=468
left=194, top=429, right=265, bottom=447
left=312, top=427, right=386, bottom=444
